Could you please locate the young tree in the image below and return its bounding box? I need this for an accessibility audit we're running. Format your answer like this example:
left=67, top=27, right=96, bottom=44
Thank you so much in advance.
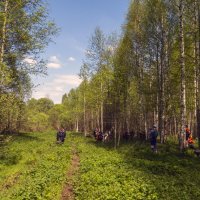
left=79, top=63, right=89, bottom=136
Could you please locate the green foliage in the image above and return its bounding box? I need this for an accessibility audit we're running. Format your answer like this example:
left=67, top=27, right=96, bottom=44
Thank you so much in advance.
left=37, top=98, right=54, bottom=113
left=0, top=131, right=72, bottom=200
left=0, top=0, right=58, bottom=133
left=27, top=112, right=49, bottom=131
left=24, top=98, right=54, bottom=131
left=48, top=104, right=69, bottom=129
left=0, top=93, right=26, bottom=131
left=72, top=135, right=200, bottom=200
left=1, top=132, right=200, bottom=199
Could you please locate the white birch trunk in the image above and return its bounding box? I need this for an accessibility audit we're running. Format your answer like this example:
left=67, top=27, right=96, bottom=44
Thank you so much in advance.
left=179, top=0, right=187, bottom=151
left=83, top=93, right=86, bottom=136
left=0, top=0, right=9, bottom=86
left=91, top=110, right=94, bottom=130
left=100, top=81, right=103, bottom=132
left=76, top=118, right=79, bottom=132
left=197, top=1, right=200, bottom=147
left=0, top=0, right=8, bottom=63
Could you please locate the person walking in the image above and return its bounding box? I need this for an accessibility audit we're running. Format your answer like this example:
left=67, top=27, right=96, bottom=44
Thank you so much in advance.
left=56, top=128, right=66, bottom=143
left=185, top=125, right=191, bottom=147
left=149, top=125, right=158, bottom=153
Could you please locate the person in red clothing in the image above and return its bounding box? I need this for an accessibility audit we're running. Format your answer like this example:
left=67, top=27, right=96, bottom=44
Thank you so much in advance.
left=188, top=135, right=195, bottom=149
left=185, top=125, right=191, bottom=141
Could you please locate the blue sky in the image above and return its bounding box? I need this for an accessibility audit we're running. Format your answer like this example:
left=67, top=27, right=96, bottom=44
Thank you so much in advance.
left=32, top=0, right=130, bottom=103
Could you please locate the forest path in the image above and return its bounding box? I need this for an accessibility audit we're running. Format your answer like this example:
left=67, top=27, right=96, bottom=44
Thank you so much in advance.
left=61, top=147, right=80, bottom=200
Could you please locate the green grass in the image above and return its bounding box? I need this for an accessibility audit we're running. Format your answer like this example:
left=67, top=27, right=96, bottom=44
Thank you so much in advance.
left=1, top=132, right=200, bottom=200
left=72, top=135, right=200, bottom=200
left=0, top=132, right=72, bottom=200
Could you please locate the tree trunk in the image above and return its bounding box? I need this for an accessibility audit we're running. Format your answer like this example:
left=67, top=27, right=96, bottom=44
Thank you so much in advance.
left=179, top=0, right=187, bottom=151
left=114, top=117, right=117, bottom=149
left=100, top=81, right=104, bottom=132
left=197, top=109, right=200, bottom=147
left=156, top=42, right=160, bottom=130
left=76, top=118, right=79, bottom=132
left=193, top=0, right=198, bottom=138
left=197, top=1, right=200, bottom=147
left=101, top=101, right=103, bottom=132
left=117, top=119, right=121, bottom=147
left=0, top=0, right=8, bottom=63
left=0, top=0, right=9, bottom=86
left=174, top=117, right=177, bottom=135
left=144, top=113, right=148, bottom=140
left=91, top=110, right=94, bottom=130
left=159, top=16, right=166, bottom=144
left=97, top=108, right=100, bottom=129
left=83, top=94, right=86, bottom=136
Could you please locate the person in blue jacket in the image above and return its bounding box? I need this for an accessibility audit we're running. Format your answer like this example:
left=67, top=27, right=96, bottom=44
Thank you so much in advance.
left=57, top=128, right=66, bottom=143
left=149, top=125, right=158, bottom=153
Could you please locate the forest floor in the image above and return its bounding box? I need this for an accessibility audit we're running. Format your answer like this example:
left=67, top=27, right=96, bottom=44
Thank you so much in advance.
left=0, top=132, right=200, bottom=200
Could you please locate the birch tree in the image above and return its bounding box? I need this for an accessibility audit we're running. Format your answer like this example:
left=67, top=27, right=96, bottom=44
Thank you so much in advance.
left=179, top=0, right=187, bottom=150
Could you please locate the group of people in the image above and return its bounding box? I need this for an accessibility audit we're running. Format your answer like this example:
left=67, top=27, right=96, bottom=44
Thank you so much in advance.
left=184, top=125, right=200, bottom=156
left=149, top=124, right=197, bottom=153
left=93, top=128, right=111, bottom=142
left=56, top=125, right=198, bottom=156
left=93, top=128, right=103, bottom=141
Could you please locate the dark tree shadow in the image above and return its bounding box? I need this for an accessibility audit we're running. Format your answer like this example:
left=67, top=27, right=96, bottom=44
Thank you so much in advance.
left=0, top=132, right=44, bottom=166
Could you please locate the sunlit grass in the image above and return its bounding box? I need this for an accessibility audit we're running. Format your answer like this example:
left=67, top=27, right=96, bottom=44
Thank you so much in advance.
left=1, top=132, right=200, bottom=200
left=0, top=132, right=72, bottom=200
left=72, top=135, right=200, bottom=200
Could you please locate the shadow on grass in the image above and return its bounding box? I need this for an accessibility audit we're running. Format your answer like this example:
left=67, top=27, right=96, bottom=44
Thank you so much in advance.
left=14, top=132, right=44, bottom=142
left=82, top=135, right=200, bottom=177
left=0, top=150, right=22, bottom=166
left=1, top=132, right=44, bottom=144
left=72, top=133, right=200, bottom=199
left=0, top=132, right=44, bottom=166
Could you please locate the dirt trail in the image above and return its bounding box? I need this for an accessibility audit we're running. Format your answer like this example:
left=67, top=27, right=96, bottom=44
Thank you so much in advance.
left=61, top=150, right=80, bottom=200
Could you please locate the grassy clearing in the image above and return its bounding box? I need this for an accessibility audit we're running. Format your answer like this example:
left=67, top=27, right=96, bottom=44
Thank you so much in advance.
left=72, top=134, right=200, bottom=200
left=1, top=132, right=200, bottom=200
left=0, top=132, right=72, bottom=200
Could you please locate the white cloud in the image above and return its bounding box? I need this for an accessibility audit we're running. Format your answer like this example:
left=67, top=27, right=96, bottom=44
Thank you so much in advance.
left=50, top=56, right=59, bottom=63
left=24, top=58, right=37, bottom=65
left=47, top=56, right=62, bottom=69
left=47, top=62, right=61, bottom=69
left=32, top=74, right=82, bottom=103
left=54, top=75, right=82, bottom=85
left=68, top=57, right=75, bottom=62
left=55, top=86, right=64, bottom=92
